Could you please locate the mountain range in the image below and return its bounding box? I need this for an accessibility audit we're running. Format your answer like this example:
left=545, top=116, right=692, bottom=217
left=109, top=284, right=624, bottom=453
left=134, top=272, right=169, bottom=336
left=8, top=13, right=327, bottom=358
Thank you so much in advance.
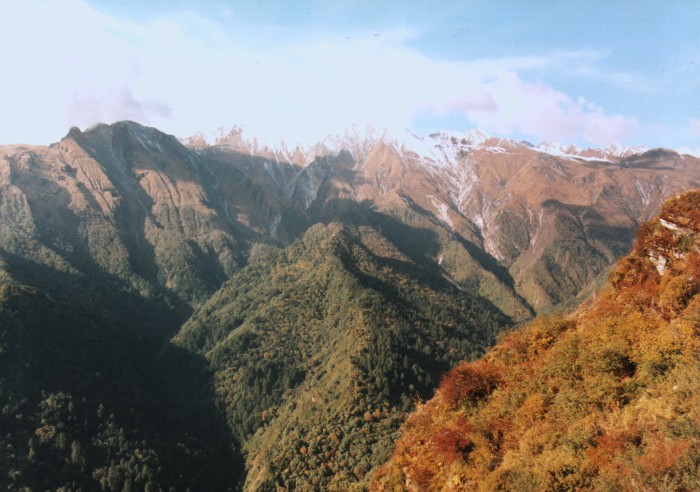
left=1, top=121, right=699, bottom=490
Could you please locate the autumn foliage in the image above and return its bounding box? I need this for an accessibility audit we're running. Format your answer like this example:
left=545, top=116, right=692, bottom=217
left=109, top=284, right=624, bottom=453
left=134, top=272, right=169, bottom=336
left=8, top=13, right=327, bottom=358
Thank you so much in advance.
left=371, top=190, right=700, bottom=491
left=439, top=360, right=501, bottom=408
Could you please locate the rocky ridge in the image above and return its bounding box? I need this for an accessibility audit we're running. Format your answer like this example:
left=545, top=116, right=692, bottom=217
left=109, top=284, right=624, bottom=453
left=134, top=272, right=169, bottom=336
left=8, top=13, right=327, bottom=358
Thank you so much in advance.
left=179, top=123, right=700, bottom=311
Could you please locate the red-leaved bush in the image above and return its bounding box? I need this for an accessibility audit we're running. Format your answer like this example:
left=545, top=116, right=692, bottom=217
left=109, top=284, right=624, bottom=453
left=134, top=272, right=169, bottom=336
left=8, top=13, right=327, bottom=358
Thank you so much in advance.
left=439, top=360, right=501, bottom=408
left=432, top=427, right=474, bottom=464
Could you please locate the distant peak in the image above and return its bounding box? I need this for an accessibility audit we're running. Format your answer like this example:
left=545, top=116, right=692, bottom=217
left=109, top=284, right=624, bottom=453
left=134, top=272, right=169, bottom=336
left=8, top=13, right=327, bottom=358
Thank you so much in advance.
left=463, top=128, right=492, bottom=145
left=536, top=140, right=646, bottom=162
left=175, top=123, right=675, bottom=168
left=676, top=146, right=700, bottom=158
left=421, top=128, right=492, bottom=146
left=65, top=120, right=184, bottom=156
left=65, top=126, right=83, bottom=140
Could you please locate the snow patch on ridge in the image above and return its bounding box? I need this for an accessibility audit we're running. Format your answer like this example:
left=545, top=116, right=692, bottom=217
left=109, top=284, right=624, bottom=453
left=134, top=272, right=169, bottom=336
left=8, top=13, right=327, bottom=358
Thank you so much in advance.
left=428, top=195, right=454, bottom=229
left=182, top=124, right=655, bottom=173
left=635, top=179, right=652, bottom=208
left=537, top=141, right=646, bottom=162
left=399, top=129, right=506, bottom=169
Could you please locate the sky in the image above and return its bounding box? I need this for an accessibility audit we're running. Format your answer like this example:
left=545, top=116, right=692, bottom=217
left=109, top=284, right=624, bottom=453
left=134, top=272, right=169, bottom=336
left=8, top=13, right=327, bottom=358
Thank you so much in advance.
left=0, top=0, right=698, bottom=151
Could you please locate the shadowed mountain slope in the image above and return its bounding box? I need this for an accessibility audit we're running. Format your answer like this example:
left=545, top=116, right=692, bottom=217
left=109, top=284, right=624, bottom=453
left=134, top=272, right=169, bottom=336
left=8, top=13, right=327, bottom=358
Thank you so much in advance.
left=2, top=122, right=698, bottom=314
left=0, top=270, right=243, bottom=491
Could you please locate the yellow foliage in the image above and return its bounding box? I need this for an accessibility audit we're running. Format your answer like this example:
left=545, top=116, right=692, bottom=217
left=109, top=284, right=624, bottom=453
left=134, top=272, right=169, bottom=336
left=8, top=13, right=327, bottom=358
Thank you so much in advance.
left=371, top=191, right=700, bottom=491
left=659, top=274, right=696, bottom=316
left=514, top=393, right=547, bottom=426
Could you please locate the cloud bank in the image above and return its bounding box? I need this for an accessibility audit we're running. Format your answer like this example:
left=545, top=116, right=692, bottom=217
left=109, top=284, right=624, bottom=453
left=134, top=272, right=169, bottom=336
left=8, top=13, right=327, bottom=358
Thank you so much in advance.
left=0, top=0, right=641, bottom=147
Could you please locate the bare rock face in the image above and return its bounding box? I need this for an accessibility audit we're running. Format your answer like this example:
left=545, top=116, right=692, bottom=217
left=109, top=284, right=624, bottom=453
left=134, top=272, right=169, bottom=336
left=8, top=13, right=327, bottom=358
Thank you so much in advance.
left=1, top=123, right=244, bottom=304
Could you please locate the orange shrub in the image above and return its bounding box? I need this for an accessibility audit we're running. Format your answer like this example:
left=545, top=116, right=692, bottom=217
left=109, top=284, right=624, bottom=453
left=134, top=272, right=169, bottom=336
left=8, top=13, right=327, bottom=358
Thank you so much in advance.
left=610, top=256, right=659, bottom=293
left=432, top=427, right=474, bottom=464
left=585, top=429, right=640, bottom=473
left=659, top=274, right=696, bottom=316
left=492, top=328, right=530, bottom=364
left=409, top=465, right=435, bottom=490
left=639, top=438, right=690, bottom=477
left=439, top=360, right=501, bottom=408
left=686, top=251, right=700, bottom=278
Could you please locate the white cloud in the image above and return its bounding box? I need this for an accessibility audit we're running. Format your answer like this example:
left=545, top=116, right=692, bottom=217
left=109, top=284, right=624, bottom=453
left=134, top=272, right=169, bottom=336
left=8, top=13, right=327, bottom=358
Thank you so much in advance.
left=0, top=0, right=641, bottom=147
left=69, top=86, right=172, bottom=128
left=0, top=0, right=165, bottom=143
left=462, top=73, right=639, bottom=144
left=690, top=119, right=700, bottom=136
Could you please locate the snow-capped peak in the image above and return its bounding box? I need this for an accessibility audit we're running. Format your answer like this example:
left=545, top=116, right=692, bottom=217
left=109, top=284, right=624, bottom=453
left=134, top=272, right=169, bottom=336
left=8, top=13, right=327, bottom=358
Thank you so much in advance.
left=462, top=128, right=491, bottom=146
left=401, top=128, right=500, bottom=154
left=396, top=128, right=508, bottom=170
left=182, top=123, right=654, bottom=169
left=410, top=128, right=493, bottom=147
left=537, top=141, right=582, bottom=156
left=600, top=142, right=647, bottom=158
left=536, top=141, right=647, bottom=162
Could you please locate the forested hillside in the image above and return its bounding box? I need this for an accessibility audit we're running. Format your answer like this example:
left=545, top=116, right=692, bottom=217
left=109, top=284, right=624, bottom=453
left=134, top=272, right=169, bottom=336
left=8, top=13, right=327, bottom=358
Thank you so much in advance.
left=0, top=275, right=242, bottom=491
left=175, top=215, right=509, bottom=489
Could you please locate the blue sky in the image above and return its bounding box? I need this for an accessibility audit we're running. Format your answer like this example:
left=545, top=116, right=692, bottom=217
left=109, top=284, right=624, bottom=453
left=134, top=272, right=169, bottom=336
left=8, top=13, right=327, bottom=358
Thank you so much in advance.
left=1, top=0, right=698, bottom=151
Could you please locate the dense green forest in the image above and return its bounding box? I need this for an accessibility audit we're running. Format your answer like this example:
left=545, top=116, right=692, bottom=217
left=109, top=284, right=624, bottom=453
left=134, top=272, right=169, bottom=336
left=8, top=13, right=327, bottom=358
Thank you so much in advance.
left=0, top=207, right=515, bottom=490
left=0, top=265, right=242, bottom=491
left=174, top=213, right=510, bottom=489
